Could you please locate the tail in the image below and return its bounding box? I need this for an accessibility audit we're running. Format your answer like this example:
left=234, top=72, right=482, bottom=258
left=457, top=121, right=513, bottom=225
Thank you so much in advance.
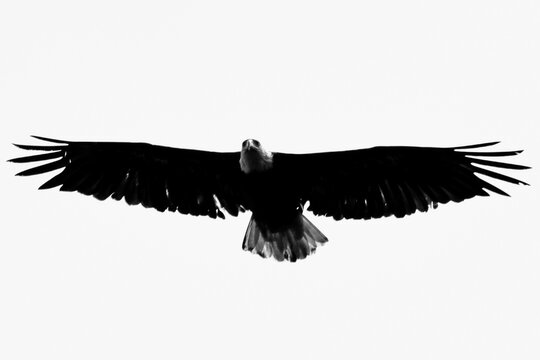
left=242, top=214, right=328, bottom=262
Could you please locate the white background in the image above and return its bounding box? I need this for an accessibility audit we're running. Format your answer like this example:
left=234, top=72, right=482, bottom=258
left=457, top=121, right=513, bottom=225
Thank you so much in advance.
left=1, top=1, right=538, bottom=359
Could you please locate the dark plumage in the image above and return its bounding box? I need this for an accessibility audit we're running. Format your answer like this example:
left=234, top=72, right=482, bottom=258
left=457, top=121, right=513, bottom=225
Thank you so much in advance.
left=10, top=136, right=530, bottom=262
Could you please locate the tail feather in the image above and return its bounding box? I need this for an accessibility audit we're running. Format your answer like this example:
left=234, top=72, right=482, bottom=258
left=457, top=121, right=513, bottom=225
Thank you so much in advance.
left=242, top=214, right=328, bottom=262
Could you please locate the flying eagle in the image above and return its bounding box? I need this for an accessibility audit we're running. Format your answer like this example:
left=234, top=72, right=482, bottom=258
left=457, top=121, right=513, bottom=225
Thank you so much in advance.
left=10, top=136, right=529, bottom=262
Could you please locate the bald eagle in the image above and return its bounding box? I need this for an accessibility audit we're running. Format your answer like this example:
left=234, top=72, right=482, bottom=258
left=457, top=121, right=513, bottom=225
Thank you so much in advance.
left=10, top=136, right=529, bottom=262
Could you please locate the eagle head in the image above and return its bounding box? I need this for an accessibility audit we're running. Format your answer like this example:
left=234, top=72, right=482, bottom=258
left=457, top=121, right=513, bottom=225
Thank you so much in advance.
left=239, top=139, right=274, bottom=174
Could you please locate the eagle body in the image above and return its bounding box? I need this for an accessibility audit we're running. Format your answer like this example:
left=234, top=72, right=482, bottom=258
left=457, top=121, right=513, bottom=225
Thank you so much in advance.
left=240, top=139, right=303, bottom=232
left=239, top=140, right=328, bottom=261
left=10, top=136, right=529, bottom=262
left=242, top=169, right=301, bottom=230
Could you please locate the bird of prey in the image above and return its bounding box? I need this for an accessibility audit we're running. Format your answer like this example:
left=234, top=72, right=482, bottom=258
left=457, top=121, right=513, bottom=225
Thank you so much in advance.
left=10, top=136, right=529, bottom=262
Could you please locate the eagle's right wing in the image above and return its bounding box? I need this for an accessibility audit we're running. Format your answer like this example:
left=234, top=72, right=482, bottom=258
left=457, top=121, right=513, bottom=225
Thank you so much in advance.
left=10, top=136, right=246, bottom=219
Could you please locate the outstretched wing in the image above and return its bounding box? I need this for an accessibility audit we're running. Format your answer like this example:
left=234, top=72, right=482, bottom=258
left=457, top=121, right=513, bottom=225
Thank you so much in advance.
left=10, top=136, right=245, bottom=218
left=273, top=142, right=529, bottom=220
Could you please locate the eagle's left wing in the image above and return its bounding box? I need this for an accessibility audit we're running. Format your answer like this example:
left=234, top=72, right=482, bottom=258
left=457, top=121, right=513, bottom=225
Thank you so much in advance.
left=273, top=142, right=529, bottom=220
left=10, top=136, right=246, bottom=218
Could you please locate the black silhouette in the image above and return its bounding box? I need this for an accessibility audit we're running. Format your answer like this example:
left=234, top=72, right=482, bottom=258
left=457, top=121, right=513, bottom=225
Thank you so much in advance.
left=10, top=136, right=529, bottom=262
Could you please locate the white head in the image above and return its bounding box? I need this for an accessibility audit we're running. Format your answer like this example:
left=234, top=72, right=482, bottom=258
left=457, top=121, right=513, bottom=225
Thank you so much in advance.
left=239, top=139, right=274, bottom=174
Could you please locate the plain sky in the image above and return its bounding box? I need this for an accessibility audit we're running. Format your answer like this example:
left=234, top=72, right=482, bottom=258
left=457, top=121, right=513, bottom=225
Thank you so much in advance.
left=1, top=0, right=538, bottom=359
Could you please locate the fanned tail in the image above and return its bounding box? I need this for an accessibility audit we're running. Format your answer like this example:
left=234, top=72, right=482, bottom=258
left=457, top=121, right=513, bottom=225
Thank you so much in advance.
left=242, top=214, right=328, bottom=262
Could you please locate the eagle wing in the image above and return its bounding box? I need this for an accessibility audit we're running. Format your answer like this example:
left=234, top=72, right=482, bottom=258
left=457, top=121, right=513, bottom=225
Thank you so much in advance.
left=10, top=136, right=245, bottom=218
left=273, top=142, right=529, bottom=220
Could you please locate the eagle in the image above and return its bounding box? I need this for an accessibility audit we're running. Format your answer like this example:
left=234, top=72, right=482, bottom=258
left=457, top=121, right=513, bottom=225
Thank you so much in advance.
left=10, top=136, right=529, bottom=262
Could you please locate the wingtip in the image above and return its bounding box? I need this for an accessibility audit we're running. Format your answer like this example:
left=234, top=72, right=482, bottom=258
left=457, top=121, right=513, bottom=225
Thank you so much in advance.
left=454, top=141, right=500, bottom=150
left=30, top=135, right=67, bottom=143
left=8, top=144, right=26, bottom=161
left=483, top=140, right=501, bottom=147
left=506, top=149, right=525, bottom=156
left=11, top=141, right=66, bottom=151
left=9, top=145, right=24, bottom=162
